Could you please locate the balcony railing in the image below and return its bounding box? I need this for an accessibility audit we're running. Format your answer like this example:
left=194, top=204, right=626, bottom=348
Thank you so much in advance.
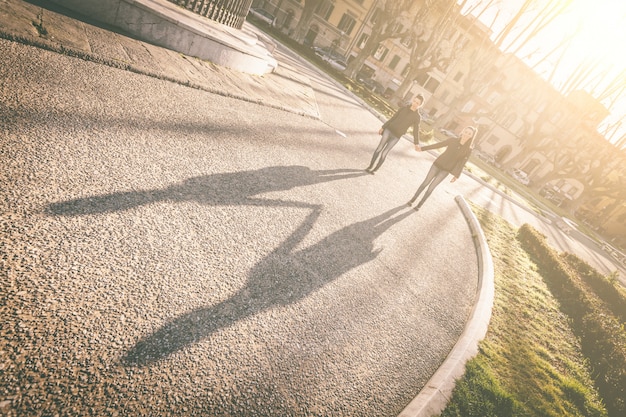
left=169, top=0, right=253, bottom=29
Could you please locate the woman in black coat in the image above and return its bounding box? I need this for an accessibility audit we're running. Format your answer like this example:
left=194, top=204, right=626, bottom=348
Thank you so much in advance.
left=365, top=94, right=424, bottom=173
left=408, top=126, right=477, bottom=210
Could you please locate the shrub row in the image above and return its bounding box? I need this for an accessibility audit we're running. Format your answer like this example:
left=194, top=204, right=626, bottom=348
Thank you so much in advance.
left=517, top=224, right=626, bottom=416
left=561, top=253, right=626, bottom=323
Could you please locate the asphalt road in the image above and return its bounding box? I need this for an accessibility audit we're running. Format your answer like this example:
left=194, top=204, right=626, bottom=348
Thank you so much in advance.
left=1, top=39, right=479, bottom=416
left=458, top=173, right=626, bottom=286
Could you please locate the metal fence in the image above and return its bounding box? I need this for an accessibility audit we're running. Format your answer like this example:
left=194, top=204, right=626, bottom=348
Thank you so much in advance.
left=169, top=0, right=253, bottom=29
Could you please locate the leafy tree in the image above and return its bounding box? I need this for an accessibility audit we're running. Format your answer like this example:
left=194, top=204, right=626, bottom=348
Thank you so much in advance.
left=392, top=0, right=491, bottom=103
left=343, top=0, right=425, bottom=80
left=436, top=0, right=571, bottom=129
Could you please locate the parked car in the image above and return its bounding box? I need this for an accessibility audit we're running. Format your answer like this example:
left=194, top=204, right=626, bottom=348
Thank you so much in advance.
left=555, top=216, right=577, bottom=234
left=601, top=242, right=626, bottom=267
left=356, top=76, right=385, bottom=94
left=473, top=149, right=496, bottom=166
left=507, top=168, right=530, bottom=185
left=439, top=128, right=458, bottom=138
left=313, top=47, right=348, bottom=71
left=247, top=8, right=275, bottom=26
left=419, top=109, right=435, bottom=124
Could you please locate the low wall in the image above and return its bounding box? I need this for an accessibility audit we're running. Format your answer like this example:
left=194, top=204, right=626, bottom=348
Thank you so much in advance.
left=49, top=0, right=277, bottom=74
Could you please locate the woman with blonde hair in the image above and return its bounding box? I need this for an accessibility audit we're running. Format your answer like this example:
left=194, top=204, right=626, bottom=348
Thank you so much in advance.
left=408, top=126, right=477, bottom=210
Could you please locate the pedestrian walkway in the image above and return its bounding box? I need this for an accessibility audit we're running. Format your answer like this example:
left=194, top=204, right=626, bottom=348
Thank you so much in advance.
left=0, top=1, right=493, bottom=416
left=1, top=0, right=319, bottom=118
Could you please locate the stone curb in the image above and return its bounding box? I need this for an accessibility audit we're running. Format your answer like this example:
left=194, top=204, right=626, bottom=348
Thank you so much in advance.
left=398, top=195, right=495, bottom=417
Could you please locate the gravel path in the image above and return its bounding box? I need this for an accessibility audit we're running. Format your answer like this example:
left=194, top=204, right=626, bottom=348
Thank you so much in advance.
left=1, top=39, right=478, bottom=416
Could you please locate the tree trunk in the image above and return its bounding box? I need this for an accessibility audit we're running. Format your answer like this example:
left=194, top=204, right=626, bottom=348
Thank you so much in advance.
left=292, top=0, right=319, bottom=44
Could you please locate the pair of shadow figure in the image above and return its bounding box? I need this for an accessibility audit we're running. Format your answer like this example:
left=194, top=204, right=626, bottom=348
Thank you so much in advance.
left=46, top=166, right=416, bottom=365
left=47, top=166, right=365, bottom=216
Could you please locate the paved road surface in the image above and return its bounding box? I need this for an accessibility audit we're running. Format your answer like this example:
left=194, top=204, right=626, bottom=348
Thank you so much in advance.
left=1, top=38, right=479, bottom=416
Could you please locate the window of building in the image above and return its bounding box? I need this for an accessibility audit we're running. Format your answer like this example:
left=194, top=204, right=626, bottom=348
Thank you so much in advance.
left=304, top=24, right=319, bottom=46
left=453, top=71, right=463, bottom=82
left=316, top=1, right=334, bottom=20
left=337, top=13, right=356, bottom=35
left=283, top=9, right=295, bottom=29
left=523, top=158, right=540, bottom=173
left=565, top=186, right=578, bottom=197
left=401, top=63, right=410, bottom=77
left=503, top=113, right=516, bottom=128
left=415, top=72, right=429, bottom=85
left=487, top=92, right=500, bottom=104
left=424, top=77, right=440, bottom=93
left=401, top=35, right=413, bottom=48
left=388, top=55, right=401, bottom=70
left=357, top=33, right=369, bottom=49
left=462, top=100, right=474, bottom=113
left=373, top=45, right=389, bottom=61
left=370, top=8, right=381, bottom=24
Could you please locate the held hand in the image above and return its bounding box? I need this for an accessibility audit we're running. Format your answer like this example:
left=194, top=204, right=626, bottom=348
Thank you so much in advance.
left=415, top=145, right=422, bottom=152
left=378, top=128, right=384, bottom=135
left=450, top=177, right=457, bottom=183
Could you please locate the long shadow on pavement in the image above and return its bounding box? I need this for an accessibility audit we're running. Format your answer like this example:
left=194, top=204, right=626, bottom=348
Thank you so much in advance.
left=122, top=204, right=415, bottom=365
left=46, top=166, right=366, bottom=215
left=45, top=165, right=414, bottom=365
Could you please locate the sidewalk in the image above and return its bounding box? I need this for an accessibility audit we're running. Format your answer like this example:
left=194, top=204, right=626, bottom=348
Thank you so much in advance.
left=0, top=0, right=319, bottom=118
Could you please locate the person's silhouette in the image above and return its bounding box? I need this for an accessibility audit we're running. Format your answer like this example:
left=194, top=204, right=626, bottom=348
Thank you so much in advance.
left=123, top=205, right=415, bottom=365
left=46, top=166, right=366, bottom=216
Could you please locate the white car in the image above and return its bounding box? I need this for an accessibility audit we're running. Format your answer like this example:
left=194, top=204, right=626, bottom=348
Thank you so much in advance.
left=508, top=168, right=530, bottom=185
left=474, top=149, right=496, bottom=166
left=247, top=8, right=275, bottom=26
left=324, top=56, right=347, bottom=71
left=601, top=242, right=626, bottom=267
left=555, top=217, right=577, bottom=234
left=439, top=128, right=458, bottom=138
left=313, top=47, right=348, bottom=71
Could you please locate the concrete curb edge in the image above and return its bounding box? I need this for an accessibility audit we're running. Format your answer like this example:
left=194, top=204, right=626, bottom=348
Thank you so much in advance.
left=398, top=195, right=495, bottom=417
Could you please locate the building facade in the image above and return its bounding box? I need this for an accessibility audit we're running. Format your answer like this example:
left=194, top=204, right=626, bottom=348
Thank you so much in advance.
left=251, top=0, right=625, bottom=242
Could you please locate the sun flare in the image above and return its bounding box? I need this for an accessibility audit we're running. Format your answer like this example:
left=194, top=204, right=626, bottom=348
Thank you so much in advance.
left=558, top=0, right=626, bottom=63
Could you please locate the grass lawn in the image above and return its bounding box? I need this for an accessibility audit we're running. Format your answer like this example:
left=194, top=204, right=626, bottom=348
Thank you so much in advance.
left=440, top=205, right=607, bottom=417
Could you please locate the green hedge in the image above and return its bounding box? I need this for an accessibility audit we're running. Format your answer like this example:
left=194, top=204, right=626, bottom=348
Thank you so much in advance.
left=561, top=253, right=626, bottom=323
left=518, top=224, right=626, bottom=417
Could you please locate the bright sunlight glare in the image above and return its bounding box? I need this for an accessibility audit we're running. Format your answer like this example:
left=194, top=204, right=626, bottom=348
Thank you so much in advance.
left=549, top=0, right=626, bottom=66
left=474, top=0, right=626, bottom=142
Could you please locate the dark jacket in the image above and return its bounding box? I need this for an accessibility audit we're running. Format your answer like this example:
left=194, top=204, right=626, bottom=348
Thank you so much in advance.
left=381, top=106, right=421, bottom=144
left=421, top=137, right=473, bottom=178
